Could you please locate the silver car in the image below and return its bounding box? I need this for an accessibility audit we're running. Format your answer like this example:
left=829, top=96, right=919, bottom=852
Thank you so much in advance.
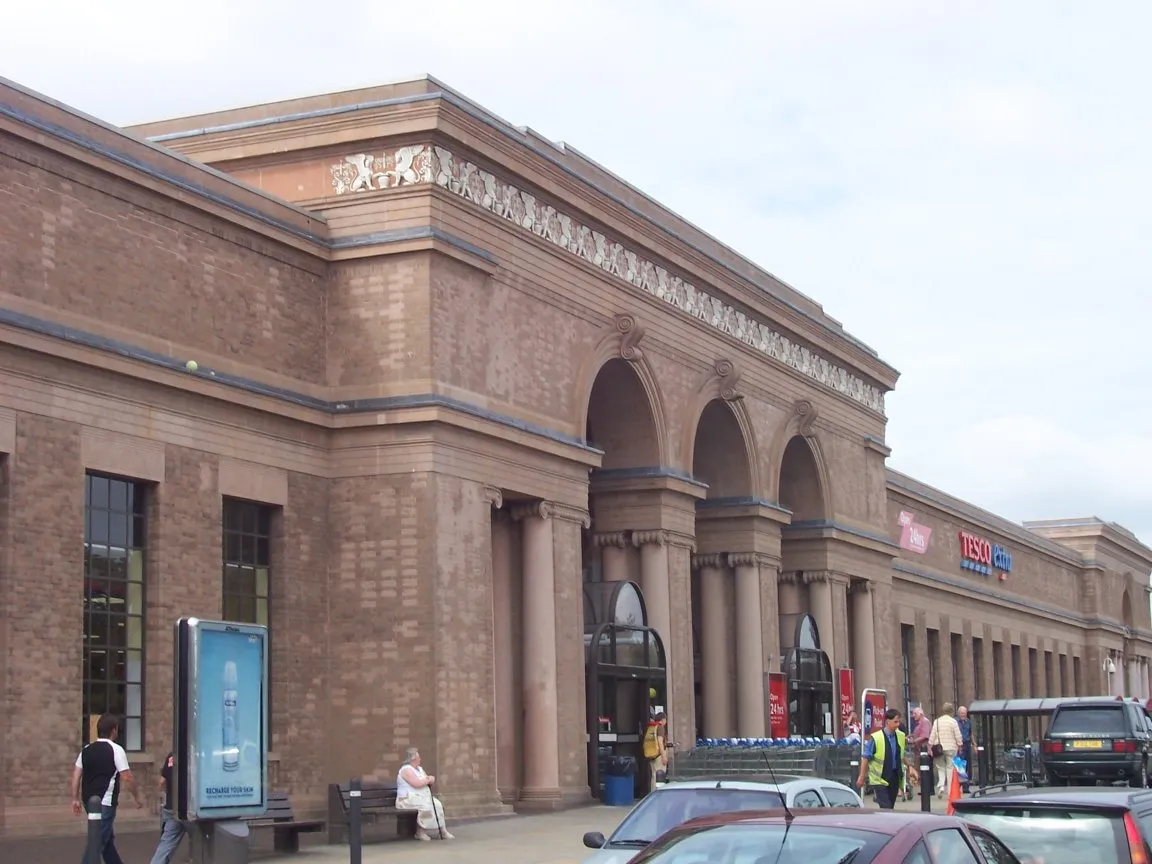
left=580, top=776, right=864, bottom=864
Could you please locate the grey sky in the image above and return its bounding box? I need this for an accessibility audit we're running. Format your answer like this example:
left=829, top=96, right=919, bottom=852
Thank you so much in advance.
left=5, top=1, right=1150, bottom=541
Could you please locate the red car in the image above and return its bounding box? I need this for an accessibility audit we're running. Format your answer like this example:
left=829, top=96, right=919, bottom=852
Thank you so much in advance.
left=623, top=809, right=1024, bottom=864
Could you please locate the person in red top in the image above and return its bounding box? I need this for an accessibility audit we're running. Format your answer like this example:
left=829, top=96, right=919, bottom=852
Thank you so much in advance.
left=148, top=751, right=188, bottom=864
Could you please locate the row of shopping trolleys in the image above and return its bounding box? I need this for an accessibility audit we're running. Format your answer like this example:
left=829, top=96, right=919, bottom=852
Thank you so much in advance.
left=694, top=737, right=857, bottom=748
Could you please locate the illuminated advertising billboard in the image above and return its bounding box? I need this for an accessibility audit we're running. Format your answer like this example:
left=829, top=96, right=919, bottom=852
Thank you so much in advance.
left=174, top=618, right=269, bottom=820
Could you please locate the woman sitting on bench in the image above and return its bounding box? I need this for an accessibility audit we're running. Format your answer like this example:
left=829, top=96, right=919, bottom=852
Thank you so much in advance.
left=396, top=747, right=454, bottom=841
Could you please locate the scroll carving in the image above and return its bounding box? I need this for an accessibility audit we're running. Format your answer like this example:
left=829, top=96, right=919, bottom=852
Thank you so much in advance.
left=614, top=313, right=645, bottom=362
left=714, top=358, right=742, bottom=401
left=511, top=500, right=591, bottom=527
left=483, top=486, right=503, bottom=509
left=794, top=399, right=819, bottom=436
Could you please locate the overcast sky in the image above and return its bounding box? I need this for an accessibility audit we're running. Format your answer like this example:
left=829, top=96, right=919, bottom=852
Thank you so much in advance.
left=4, top=1, right=1151, bottom=543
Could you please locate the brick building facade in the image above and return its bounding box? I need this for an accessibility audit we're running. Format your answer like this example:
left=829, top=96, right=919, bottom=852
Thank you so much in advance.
left=1, top=75, right=1149, bottom=838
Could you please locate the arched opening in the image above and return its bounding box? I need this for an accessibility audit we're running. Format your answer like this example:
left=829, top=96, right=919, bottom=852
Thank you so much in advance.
left=690, top=398, right=755, bottom=736
left=778, top=436, right=826, bottom=522
left=692, top=399, right=753, bottom=500
left=583, top=581, right=667, bottom=799
left=779, top=612, right=834, bottom=737
left=583, top=359, right=666, bottom=796
left=586, top=358, right=661, bottom=469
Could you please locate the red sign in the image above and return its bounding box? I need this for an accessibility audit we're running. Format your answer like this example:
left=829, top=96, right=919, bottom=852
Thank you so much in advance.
left=768, top=672, right=788, bottom=739
left=959, top=531, right=992, bottom=566
left=838, top=668, right=855, bottom=735
left=862, top=688, right=887, bottom=734
left=898, top=511, right=932, bottom=554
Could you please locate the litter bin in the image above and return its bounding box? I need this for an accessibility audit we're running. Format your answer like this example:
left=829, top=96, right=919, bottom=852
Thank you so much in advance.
left=603, top=755, right=637, bottom=806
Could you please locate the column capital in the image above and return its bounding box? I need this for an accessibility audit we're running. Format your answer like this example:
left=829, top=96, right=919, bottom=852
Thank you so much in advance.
left=801, top=570, right=832, bottom=585
left=728, top=552, right=780, bottom=569
left=632, top=529, right=668, bottom=547
left=849, top=579, right=873, bottom=595
left=483, top=485, right=503, bottom=508
left=778, top=570, right=801, bottom=585
left=511, top=500, right=590, bottom=528
left=594, top=531, right=630, bottom=549
left=692, top=553, right=726, bottom=570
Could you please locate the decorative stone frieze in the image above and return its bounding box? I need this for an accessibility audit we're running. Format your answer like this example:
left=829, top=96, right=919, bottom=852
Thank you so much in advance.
left=328, top=144, right=886, bottom=414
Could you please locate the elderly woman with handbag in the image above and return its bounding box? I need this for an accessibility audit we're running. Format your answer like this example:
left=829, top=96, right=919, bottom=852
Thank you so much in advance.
left=396, top=747, right=454, bottom=841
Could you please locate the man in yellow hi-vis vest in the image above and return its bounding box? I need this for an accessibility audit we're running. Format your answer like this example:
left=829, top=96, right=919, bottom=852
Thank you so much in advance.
left=855, top=708, right=906, bottom=809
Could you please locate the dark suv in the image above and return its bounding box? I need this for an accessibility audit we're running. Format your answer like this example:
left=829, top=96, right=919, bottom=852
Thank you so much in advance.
left=1041, top=698, right=1152, bottom=787
left=954, top=786, right=1152, bottom=864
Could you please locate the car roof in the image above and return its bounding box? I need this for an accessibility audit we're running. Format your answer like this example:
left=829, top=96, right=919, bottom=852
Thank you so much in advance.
left=954, top=785, right=1152, bottom=810
left=660, top=775, right=848, bottom=791
left=675, top=808, right=967, bottom=835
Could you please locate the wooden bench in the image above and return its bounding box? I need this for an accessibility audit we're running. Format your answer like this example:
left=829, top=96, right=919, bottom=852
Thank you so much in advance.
left=327, top=781, right=420, bottom=844
left=239, top=790, right=325, bottom=853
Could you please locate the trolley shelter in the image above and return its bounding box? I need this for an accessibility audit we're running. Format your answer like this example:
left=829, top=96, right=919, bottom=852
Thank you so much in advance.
left=968, top=696, right=1139, bottom=788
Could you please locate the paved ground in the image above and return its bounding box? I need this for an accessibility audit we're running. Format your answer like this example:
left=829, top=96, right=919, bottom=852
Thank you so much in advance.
left=0, top=789, right=947, bottom=863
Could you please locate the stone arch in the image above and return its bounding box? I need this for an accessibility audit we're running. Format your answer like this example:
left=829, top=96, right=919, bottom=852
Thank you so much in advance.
left=777, top=435, right=831, bottom=522
left=690, top=399, right=757, bottom=500
left=682, top=359, right=761, bottom=497
left=766, top=401, right=833, bottom=519
left=575, top=313, right=669, bottom=466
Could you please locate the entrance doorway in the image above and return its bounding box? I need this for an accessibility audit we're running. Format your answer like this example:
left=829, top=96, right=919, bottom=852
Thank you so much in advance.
left=780, top=613, right=834, bottom=737
left=584, top=580, right=667, bottom=799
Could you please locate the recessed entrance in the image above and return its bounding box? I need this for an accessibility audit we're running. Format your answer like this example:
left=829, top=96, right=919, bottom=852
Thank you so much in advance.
left=584, top=580, right=667, bottom=800
left=780, top=612, right=834, bottom=736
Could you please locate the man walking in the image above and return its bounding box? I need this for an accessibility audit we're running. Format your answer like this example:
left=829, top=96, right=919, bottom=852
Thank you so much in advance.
left=70, top=714, right=144, bottom=864
left=856, top=709, right=906, bottom=809
left=149, top=751, right=187, bottom=864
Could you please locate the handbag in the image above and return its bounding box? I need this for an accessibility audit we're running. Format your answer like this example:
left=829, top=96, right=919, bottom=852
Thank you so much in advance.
left=931, top=743, right=944, bottom=758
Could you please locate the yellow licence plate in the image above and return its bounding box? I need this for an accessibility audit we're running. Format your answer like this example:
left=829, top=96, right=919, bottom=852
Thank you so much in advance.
left=1071, top=740, right=1104, bottom=749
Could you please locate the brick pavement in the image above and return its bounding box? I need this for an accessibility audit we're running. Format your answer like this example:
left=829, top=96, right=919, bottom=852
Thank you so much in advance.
left=0, top=793, right=957, bottom=864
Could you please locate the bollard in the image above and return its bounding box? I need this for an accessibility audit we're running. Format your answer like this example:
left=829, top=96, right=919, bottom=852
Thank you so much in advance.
left=349, top=776, right=362, bottom=864
left=86, top=795, right=103, bottom=864
left=919, top=746, right=932, bottom=812
left=976, top=745, right=987, bottom=790
left=1024, top=744, right=1033, bottom=787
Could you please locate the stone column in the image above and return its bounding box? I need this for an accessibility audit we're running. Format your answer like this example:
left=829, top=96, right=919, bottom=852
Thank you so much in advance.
left=778, top=571, right=804, bottom=616
left=807, top=572, right=835, bottom=659
left=488, top=493, right=518, bottom=803
left=635, top=531, right=672, bottom=646
left=730, top=553, right=767, bottom=736
left=595, top=531, right=630, bottom=582
left=512, top=502, right=560, bottom=803
left=850, top=581, right=877, bottom=690
left=694, top=554, right=732, bottom=737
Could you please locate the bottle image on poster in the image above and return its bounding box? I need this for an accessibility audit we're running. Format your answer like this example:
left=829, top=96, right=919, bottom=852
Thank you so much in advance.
left=196, top=629, right=263, bottom=809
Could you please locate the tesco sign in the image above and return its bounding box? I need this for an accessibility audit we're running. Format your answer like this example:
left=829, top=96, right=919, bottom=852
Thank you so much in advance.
left=959, top=531, right=1012, bottom=578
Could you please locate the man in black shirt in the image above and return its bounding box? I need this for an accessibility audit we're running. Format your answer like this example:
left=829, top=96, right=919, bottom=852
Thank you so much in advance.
left=148, top=751, right=188, bottom=864
left=70, top=714, right=144, bottom=864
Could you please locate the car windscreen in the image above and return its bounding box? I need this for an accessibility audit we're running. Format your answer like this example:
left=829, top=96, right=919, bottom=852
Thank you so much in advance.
left=1048, top=707, right=1128, bottom=735
left=960, top=807, right=1126, bottom=864
left=639, top=822, right=887, bottom=864
left=608, top=788, right=785, bottom=845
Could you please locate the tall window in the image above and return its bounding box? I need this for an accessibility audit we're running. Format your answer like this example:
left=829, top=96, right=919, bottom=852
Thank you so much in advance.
left=992, top=642, right=1004, bottom=698
left=927, top=629, right=940, bottom=715
left=950, top=633, right=962, bottom=704
left=1073, top=656, right=1082, bottom=694
left=972, top=638, right=984, bottom=700
left=222, top=499, right=272, bottom=626
left=901, top=624, right=914, bottom=709
left=83, top=473, right=147, bottom=750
